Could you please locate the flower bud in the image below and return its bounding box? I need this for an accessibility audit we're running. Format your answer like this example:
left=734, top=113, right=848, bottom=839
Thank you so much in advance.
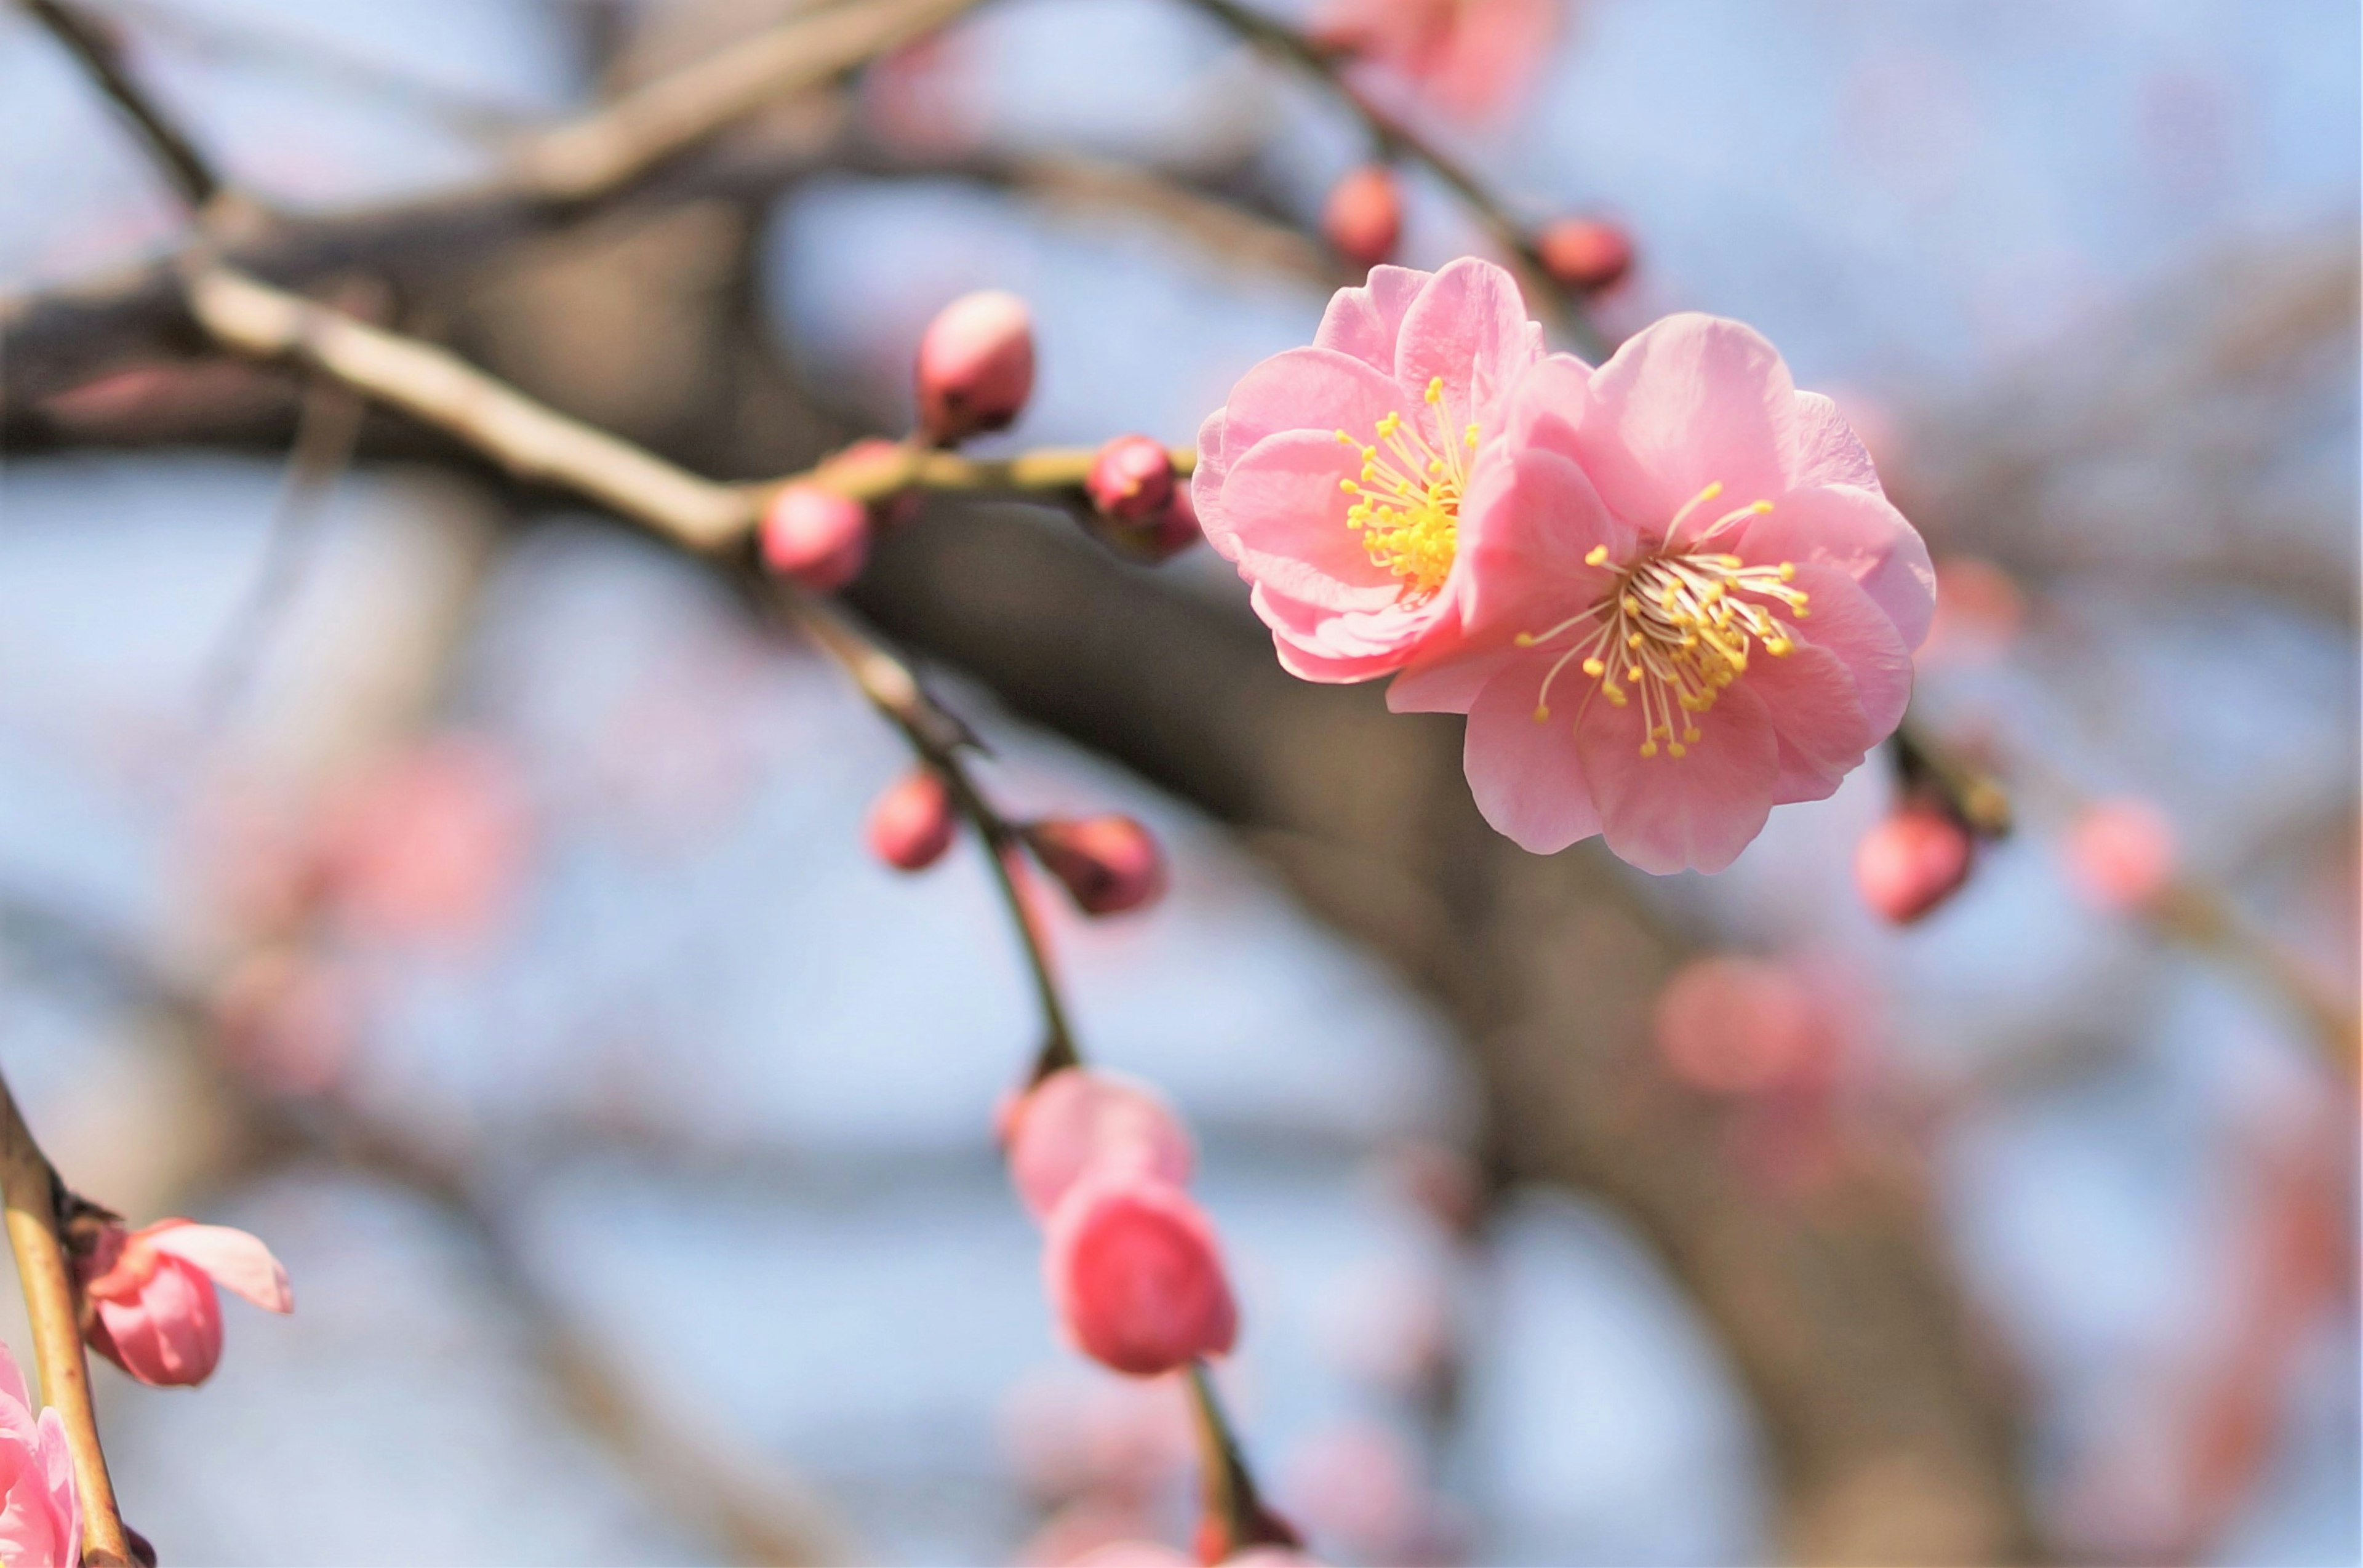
left=866, top=769, right=957, bottom=872
left=1007, top=1067, right=1194, bottom=1222
left=1536, top=216, right=1634, bottom=293
left=1654, top=956, right=1822, bottom=1094
left=1088, top=436, right=1176, bottom=522
left=1046, top=1174, right=1237, bottom=1377
left=2064, top=798, right=2176, bottom=911
left=761, top=482, right=870, bottom=591
left=1025, top=816, right=1168, bottom=916
left=1854, top=806, right=1973, bottom=924
left=916, top=289, right=1036, bottom=443
left=77, top=1219, right=292, bottom=1388
left=1322, top=165, right=1402, bottom=269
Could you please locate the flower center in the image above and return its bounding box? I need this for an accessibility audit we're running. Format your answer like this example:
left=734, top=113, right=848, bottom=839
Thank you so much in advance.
left=1335, top=376, right=1476, bottom=599
left=1514, top=481, right=1809, bottom=759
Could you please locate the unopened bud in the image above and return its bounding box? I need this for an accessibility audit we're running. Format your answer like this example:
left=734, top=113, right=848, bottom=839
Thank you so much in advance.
left=1536, top=216, right=1634, bottom=294
left=1323, top=164, right=1403, bottom=269
left=866, top=769, right=956, bottom=872
left=1088, top=436, right=1176, bottom=522
left=1046, top=1174, right=1237, bottom=1377
left=1854, top=806, right=1973, bottom=924
left=1025, top=816, right=1168, bottom=916
left=1006, top=1067, right=1194, bottom=1222
left=761, top=482, right=870, bottom=591
left=2063, top=798, right=2175, bottom=911
left=916, top=289, right=1035, bottom=443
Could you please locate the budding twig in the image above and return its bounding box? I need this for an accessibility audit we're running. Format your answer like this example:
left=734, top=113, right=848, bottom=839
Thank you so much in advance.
left=0, top=1071, right=132, bottom=1567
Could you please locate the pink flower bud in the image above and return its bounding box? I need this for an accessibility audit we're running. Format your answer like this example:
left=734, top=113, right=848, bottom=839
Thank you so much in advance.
left=916, top=289, right=1036, bottom=442
left=1007, top=1067, right=1195, bottom=1223
left=1654, top=956, right=1823, bottom=1094
left=1536, top=216, right=1634, bottom=293
left=1854, top=807, right=1973, bottom=924
left=866, top=769, right=957, bottom=871
left=1322, top=165, right=1403, bottom=268
left=2065, top=798, right=2177, bottom=911
left=1025, top=816, right=1169, bottom=916
left=1088, top=436, right=1177, bottom=522
left=761, top=482, right=870, bottom=591
left=1046, top=1175, right=1237, bottom=1377
left=78, top=1219, right=292, bottom=1388
left=0, top=1342, right=76, bottom=1568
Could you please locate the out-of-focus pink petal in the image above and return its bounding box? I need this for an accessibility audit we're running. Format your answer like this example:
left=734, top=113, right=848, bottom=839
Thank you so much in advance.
left=1392, top=258, right=1543, bottom=431
left=1575, top=679, right=1780, bottom=874
left=1313, top=265, right=1428, bottom=372
left=146, top=1222, right=293, bottom=1313
left=1461, top=661, right=1604, bottom=854
left=1731, top=484, right=1936, bottom=650
left=1007, top=1069, right=1194, bottom=1224
left=1739, top=564, right=1914, bottom=804
left=34, top=1409, right=74, bottom=1568
left=1068, top=1540, right=1198, bottom=1567
left=1573, top=313, right=1798, bottom=535
left=1385, top=646, right=1513, bottom=714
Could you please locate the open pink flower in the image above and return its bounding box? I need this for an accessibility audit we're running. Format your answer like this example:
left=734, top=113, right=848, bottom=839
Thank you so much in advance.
left=78, top=1219, right=293, bottom=1388
left=0, top=1343, right=77, bottom=1567
left=1418, top=313, right=1935, bottom=873
left=1193, top=259, right=1543, bottom=688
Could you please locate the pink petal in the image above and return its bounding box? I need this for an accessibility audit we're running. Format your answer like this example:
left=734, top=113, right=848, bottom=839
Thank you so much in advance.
left=93, top=1260, right=223, bottom=1387
left=1313, top=264, right=1430, bottom=372
left=1788, top=391, right=1883, bottom=494
left=1217, top=431, right=1410, bottom=610
left=1386, top=645, right=1513, bottom=714
left=1461, top=658, right=1605, bottom=854
left=1732, top=486, right=1935, bottom=651
left=1502, top=351, right=1594, bottom=457
left=148, top=1222, right=293, bottom=1313
left=1044, top=1175, right=1237, bottom=1378
left=1393, top=258, right=1543, bottom=433
left=1208, top=346, right=1404, bottom=492
left=1007, top=1069, right=1194, bottom=1225
left=34, top=1410, right=73, bottom=1568
left=0, top=1345, right=30, bottom=1423
left=1741, top=636, right=1873, bottom=806
left=1455, top=443, right=1633, bottom=644
left=1783, top=562, right=1914, bottom=738
left=1573, top=313, right=1799, bottom=537
left=1575, top=679, right=1780, bottom=874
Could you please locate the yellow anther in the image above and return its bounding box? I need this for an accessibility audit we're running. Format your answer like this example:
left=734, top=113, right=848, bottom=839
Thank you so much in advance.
left=1764, top=636, right=1793, bottom=655
left=1719, top=554, right=1745, bottom=569
left=1514, top=632, right=1537, bottom=647
left=1750, top=500, right=1773, bottom=515
left=1581, top=657, right=1605, bottom=678
left=1425, top=377, right=1444, bottom=403
left=1682, top=726, right=1701, bottom=743
left=1604, top=685, right=1628, bottom=706
left=1532, top=705, right=1551, bottom=723
left=1334, top=430, right=1356, bottom=445
left=1621, top=595, right=1641, bottom=615
left=1465, top=423, right=1481, bottom=448
left=1626, top=632, right=1644, bottom=649
left=1625, top=665, right=1643, bottom=682
left=1639, top=741, right=1658, bottom=758
left=1668, top=742, right=1687, bottom=758
left=1585, top=545, right=1610, bottom=567
left=1340, top=479, right=1359, bottom=494
left=1777, top=562, right=1797, bottom=582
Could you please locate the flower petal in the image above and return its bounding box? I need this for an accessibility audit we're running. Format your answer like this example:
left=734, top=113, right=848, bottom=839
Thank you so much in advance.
left=1575, top=678, right=1780, bottom=874
left=1393, top=258, right=1543, bottom=433
left=148, top=1222, right=293, bottom=1313
left=1789, top=391, right=1882, bottom=494
left=1733, top=485, right=1935, bottom=651
left=1573, top=313, right=1798, bottom=537
left=1456, top=442, right=1634, bottom=644
left=1217, top=430, right=1410, bottom=610
left=1461, top=658, right=1605, bottom=854
left=1314, top=264, right=1430, bottom=372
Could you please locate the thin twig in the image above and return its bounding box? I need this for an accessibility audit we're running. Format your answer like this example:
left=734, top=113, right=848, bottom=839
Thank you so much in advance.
left=18, top=0, right=218, bottom=206
left=1178, top=0, right=1609, bottom=359
left=0, top=1071, right=132, bottom=1567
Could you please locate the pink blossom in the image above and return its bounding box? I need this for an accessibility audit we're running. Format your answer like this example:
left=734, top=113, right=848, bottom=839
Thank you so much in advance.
left=1314, top=0, right=1559, bottom=126
left=78, top=1219, right=292, bottom=1388
left=1069, top=1541, right=1199, bottom=1568
left=2065, top=798, right=2177, bottom=911
left=1653, top=956, right=1823, bottom=1093
left=1417, top=313, right=1934, bottom=873
left=1045, top=1174, right=1237, bottom=1377
left=316, top=737, right=532, bottom=946
left=1025, top=817, right=1169, bottom=916
left=1320, top=166, right=1402, bottom=269
left=1006, top=1068, right=1195, bottom=1223
left=865, top=769, right=956, bottom=871
left=0, top=1342, right=78, bottom=1568
left=1536, top=216, right=1634, bottom=294
left=1193, top=259, right=1543, bottom=686
left=1855, top=806, right=1973, bottom=924
left=916, top=289, right=1034, bottom=442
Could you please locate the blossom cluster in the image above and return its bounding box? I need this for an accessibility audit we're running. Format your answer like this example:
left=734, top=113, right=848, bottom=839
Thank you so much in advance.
left=1194, top=259, right=1936, bottom=874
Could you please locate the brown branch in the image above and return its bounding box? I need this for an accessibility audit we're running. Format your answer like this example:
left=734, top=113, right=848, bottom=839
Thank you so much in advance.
left=0, top=1073, right=131, bottom=1567
left=18, top=0, right=219, bottom=206
left=1178, top=0, right=1609, bottom=359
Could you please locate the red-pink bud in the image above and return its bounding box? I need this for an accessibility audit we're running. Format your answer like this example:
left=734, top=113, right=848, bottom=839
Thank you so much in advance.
left=78, top=1220, right=292, bottom=1388
left=1025, top=816, right=1168, bottom=916
left=1536, top=216, right=1634, bottom=294
left=2064, top=798, right=2176, bottom=911
left=1046, top=1174, right=1237, bottom=1377
left=1322, top=164, right=1402, bottom=269
left=866, top=769, right=957, bottom=871
left=1007, top=1067, right=1194, bottom=1223
left=1654, top=956, right=1821, bottom=1094
left=1087, top=436, right=1176, bottom=522
left=761, top=482, right=870, bottom=591
left=1854, top=807, right=1973, bottom=924
left=916, top=289, right=1035, bottom=443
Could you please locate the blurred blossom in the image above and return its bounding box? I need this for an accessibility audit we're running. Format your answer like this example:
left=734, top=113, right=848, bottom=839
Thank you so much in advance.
left=1321, top=166, right=1404, bottom=270
left=1280, top=1418, right=1450, bottom=1566
left=1001, top=1364, right=1195, bottom=1506
left=0, top=1341, right=77, bottom=1568
left=209, top=947, right=356, bottom=1097
left=1314, top=0, right=1562, bottom=127
left=866, top=767, right=959, bottom=871
left=1535, top=216, right=1633, bottom=295
left=1652, top=956, right=1826, bottom=1095
left=1919, top=555, right=2026, bottom=666
left=1853, top=806, right=1973, bottom=924
left=862, top=32, right=985, bottom=156
left=2062, top=798, right=2177, bottom=912
left=1007, top=1068, right=1197, bottom=1223
left=316, top=735, right=533, bottom=949
left=1046, top=1174, right=1239, bottom=1377
left=1066, top=1536, right=1197, bottom=1567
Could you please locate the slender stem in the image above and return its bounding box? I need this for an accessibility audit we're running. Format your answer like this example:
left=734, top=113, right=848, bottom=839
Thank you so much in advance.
left=18, top=0, right=219, bottom=207
left=0, top=1074, right=132, bottom=1567
left=1178, top=0, right=1609, bottom=359
left=1185, top=1359, right=1293, bottom=1556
